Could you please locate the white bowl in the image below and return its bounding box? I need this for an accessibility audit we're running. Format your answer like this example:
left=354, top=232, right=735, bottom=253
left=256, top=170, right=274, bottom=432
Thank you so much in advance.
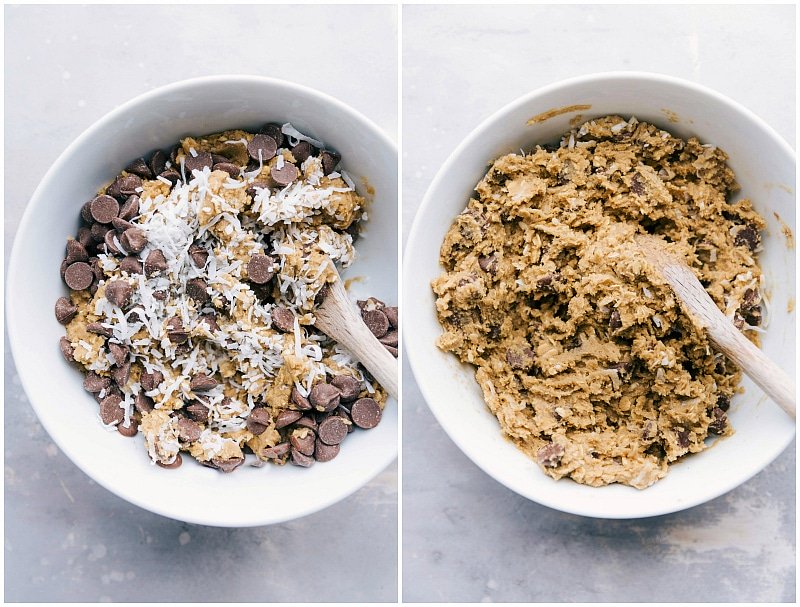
left=7, top=75, right=398, bottom=527
left=405, top=72, right=795, bottom=519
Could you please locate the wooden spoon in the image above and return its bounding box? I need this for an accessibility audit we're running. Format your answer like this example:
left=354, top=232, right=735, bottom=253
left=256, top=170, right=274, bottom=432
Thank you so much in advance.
left=635, top=234, right=795, bottom=419
left=315, top=268, right=398, bottom=399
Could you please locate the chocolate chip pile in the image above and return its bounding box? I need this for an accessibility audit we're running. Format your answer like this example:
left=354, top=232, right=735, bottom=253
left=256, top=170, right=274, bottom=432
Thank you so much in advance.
left=56, top=123, right=396, bottom=471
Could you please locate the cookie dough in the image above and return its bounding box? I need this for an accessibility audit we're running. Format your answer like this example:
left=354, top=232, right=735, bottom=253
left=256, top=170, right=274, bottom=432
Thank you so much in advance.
left=432, top=116, right=766, bottom=489
left=57, top=124, right=389, bottom=471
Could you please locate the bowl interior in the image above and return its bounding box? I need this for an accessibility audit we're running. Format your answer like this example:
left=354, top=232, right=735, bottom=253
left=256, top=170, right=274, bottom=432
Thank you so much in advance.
left=8, top=76, right=398, bottom=526
left=405, top=73, right=795, bottom=518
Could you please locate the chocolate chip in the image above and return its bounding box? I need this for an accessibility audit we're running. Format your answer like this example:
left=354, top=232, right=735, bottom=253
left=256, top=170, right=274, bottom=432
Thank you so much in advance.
left=80, top=200, right=94, bottom=223
left=290, top=429, right=315, bottom=456
left=536, top=443, right=564, bottom=468
left=64, top=262, right=94, bottom=290
left=118, top=229, right=146, bottom=257
left=120, top=256, right=143, bottom=275
left=119, top=195, right=140, bottom=221
left=261, top=442, right=291, bottom=459
left=211, top=456, right=246, bottom=473
left=309, top=383, right=341, bottom=412
left=169, top=144, right=181, bottom=164
left=294, top=416, right=318, bottom=432
left=86, top=322, right=113, bottom=337
left=157, top=453, right=182, bottom=469
left=291, top=141, right=316, bottom=164
left=350, top=398, right=382, bottom=429
left=198, top=314, right=220, bottom=333
left=111, top=174, right=142, bottom=199
left=100, top=394, right=125, bottom=425
left=111, top=217, right=135, bottom=233
left=90, top=222, right=111, bottom=244
left=734, top=224, right=760, bottom=252
left=152, top=290, right=167, bottom=301
left=125, top=157, right=153, bottom=179
left=275, top=409, right=302, bottom=429
left=77, top=227, right=93, bottom=249
left=118, top=417, right=139, bottom=437
left=290, top=448, right=315, bottom=467
left=383, top=306, right=398, bottom=329
left=133, top=392, right=155, bottom=414
left=609, top=309, right=622, bottom=330
left=186, top=278, right=209, bottom=303
left=177, top=417, right=202, bottom=442
left=90, top=195, right=120, bottom=224
left=314, top=440, right=340, bottom=462
left=379, top=330, right=398, bottom=347
left=333, top=406, right=354, bottom=432
left=477, top=252, right=499, bottom=274
left=717, top=394, right=731, bottom=412
left=89, top=257, right=104, bottom=281
left=103, top=229, right=122, bottom=255
left=105, top=280, right=132, bottom=307
left=190, top=374, right=218, bottom=391
left=247, top=406, right=272, bottom=428
left=385, top=345, right=398, bottom=358
left=259, top=123, right=284, bottom=148
left=271, top=307, right=295, bottom=333
left=59, top=337, right=75, bottom=362
left=676, top=429, right=691, bottom=448
left=158, top=168, right=181, bottom=186
left=65, top=239, right=89, bottom=264
left=363, top=309, right=389, bottom=338
left=246, top=408, right=271, bottom=429
left=331, top=376, right=362, bottom=402
left=536, top=274, right=554, bottom=290
left=144, top=249, right=168, bottom=277
left=630, top=173, right=646, bottom=196
left=290, top=386, right=312, bottom=410
left=83, top=371, right=111, bottom=393
left=271, top=163, right=299, bottom=186
left=247, top=254, right=275, bottom=284
left=188, top=243, right=209, bottom=268
left=506, top=346, right=535, bottom=371
left=709, top=407, right=728, bottom=434
left=112, top=361, right=131, bottom=387
left=213, top=162, right=240, bottom=179
left=247, top=134, right=277, bottom=163
left=140, top=370, right=164, bottom=392
left=106, top=343, right=128, bottom=366
left=320, top=149, right=341, bottom=175
left=185, top=400, right=209, bottom=422
left=149, top=150, right=168, bottom=176
left=184, top=152, right=213, bottom=174
left=54, top=297, right=77, bottom=324
left=317, top=416, right=347, bottom=445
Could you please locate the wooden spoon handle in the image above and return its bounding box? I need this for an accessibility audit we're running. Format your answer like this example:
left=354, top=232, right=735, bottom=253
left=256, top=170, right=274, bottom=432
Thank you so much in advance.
left=637, top=234, right=795, bottom=419
left=315, top=276, right=398, bottom=399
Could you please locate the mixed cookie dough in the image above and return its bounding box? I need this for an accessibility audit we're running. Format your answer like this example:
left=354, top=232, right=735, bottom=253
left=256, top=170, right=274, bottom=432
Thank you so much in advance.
left=432, top=116, right=766, bottom=489
left=56, top=123, right=396, bottom=471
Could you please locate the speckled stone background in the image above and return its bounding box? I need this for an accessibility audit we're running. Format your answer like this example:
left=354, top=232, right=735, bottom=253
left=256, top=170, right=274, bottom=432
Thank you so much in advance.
left=402, top=4, right=795, bottom=603
left=5, top=4, right=397, bottom=602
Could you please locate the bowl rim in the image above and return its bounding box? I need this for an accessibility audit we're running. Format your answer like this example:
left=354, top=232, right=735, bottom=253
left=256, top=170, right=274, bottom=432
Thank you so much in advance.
left=7, top=74, right=398, bottom=526
left=405, top=70, right=796, bottom=519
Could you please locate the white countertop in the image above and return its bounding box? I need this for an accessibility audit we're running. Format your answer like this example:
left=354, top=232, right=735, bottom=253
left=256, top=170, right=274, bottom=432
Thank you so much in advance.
left=402, top=4, right=795, bottom=603
left=5, top=4, right=397, bottom=602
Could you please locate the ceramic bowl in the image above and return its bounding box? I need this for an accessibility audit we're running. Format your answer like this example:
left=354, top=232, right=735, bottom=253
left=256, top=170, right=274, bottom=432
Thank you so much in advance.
left=405, top=71, right=795, bottom=518
left=7, top=75, right=398, bottom=526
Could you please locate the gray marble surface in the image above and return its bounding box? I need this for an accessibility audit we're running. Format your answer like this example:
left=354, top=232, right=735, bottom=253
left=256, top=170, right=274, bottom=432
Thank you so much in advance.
left=402, top=5, right=796, bottom=603
left=5, top=5, right=397, bottom=603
